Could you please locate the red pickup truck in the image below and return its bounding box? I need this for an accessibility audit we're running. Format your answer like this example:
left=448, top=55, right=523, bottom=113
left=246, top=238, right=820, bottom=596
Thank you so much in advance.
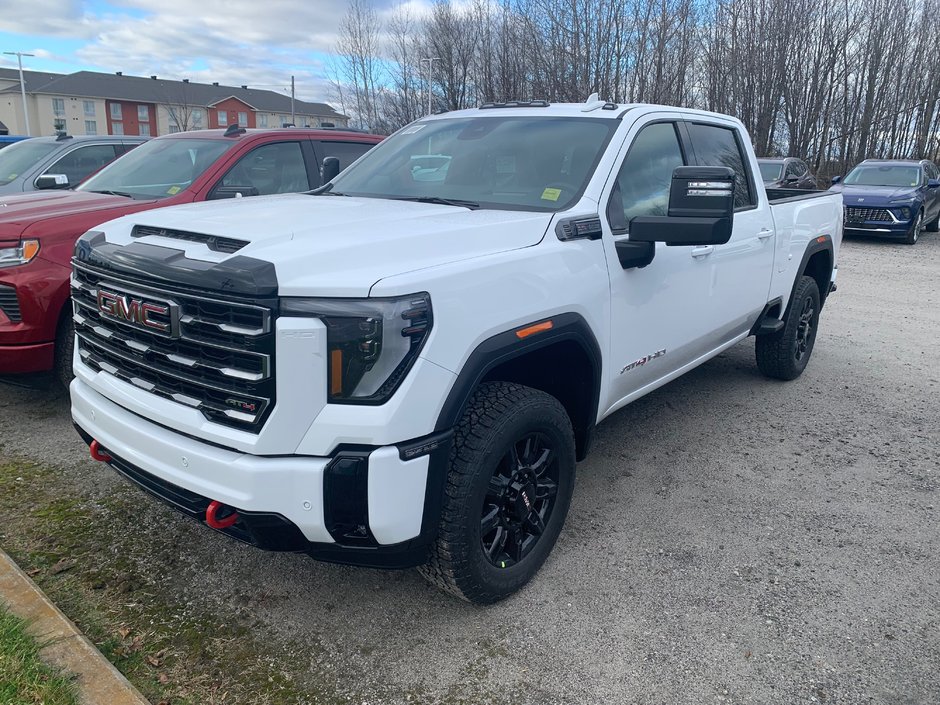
left=0, top=126, right=382, bottom=384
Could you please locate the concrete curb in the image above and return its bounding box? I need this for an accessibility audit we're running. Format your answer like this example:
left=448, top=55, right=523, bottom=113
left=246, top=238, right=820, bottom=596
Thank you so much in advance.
left=0, top=548, right=150, bottom=705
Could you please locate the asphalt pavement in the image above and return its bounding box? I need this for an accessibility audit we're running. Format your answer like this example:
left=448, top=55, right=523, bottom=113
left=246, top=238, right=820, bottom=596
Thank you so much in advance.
left=1, top=231, right=937, bottom=704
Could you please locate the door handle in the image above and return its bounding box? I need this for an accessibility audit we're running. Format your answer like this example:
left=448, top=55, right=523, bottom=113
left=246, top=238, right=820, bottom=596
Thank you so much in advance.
left=757, top=228, right=773, bottom=240
left=691, top=245, right=714, bottom=258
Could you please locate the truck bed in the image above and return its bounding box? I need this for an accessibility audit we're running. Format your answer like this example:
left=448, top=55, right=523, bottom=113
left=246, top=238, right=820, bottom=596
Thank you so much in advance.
left=765, top=187, right=832, bottom=203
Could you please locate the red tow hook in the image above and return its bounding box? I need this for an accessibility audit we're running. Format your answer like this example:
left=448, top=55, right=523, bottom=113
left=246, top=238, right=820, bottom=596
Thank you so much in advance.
left=89, top=440, right=112, bottom=462
left=206, top=500, right=239, bottom=530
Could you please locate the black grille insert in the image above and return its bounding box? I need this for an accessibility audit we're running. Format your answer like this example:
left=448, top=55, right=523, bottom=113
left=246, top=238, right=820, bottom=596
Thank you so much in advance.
left=845, top=207, right=894, bottom=223
left=131, top=225, right=248, bottom=254
left=71, top=260, right=276, bottom=432
left=0, top=284, right=20, bottom=322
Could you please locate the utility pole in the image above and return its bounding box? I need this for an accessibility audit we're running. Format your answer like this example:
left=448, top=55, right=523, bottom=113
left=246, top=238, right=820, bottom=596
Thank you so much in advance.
left=3, top=51, right=34, bottom=136
left=291, top=75, right=295, bottom=126
left=420, top=57, right=441, bottom=116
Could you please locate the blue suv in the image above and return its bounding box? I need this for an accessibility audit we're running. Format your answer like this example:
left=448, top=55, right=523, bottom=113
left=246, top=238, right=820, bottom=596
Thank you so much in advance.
left=831, top=159, right=940, bottom=245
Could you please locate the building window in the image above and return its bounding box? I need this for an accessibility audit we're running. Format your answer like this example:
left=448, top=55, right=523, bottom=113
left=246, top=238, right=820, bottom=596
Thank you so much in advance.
left=140, top=123, right=151, bottom=137
left=237, top=111, right=248, bottom=126
left=110, top=103, right=122, bottom=120
left=52, top=98, right=65, bottom=116
left=83, top=100, right=95, bottom=116
left=168, top=125, right=180, bottom=134
left=191, top=109, right=203, bottom=127
left=217, top=110, right=227, bottom=125
left=258, top=113, right=268, bottom=128
left=138, top=105, right=149, bottom=121
left=85, top=120, right=97, bottom=135
left=112, top=122, right=124, bottom=135
left=53, top=118, right=66, bottom=132
left=280, top=115, right=290, bottom=127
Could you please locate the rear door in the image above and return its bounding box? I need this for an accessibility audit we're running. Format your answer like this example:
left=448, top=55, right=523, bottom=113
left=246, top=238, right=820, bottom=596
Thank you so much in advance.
left=683, top=119, right=776, bottom=334
left=312, top=139, right=375, bottom=182
left=37, top=142, right=124, bottom=189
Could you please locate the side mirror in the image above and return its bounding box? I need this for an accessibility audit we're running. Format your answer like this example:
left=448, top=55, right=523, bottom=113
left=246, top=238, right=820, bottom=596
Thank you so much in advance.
left=35, top=173, right=69, bottom=190
left=321, top=156, right=340, bottom=184
left=928, top=179, right=940, bottom=189
left=629, top=166, right=735, bottom=247
left=830, top=175, right=842, bottom=185
left=784, top=174, right=799, bottom=184
left=208, top=185, right=260, bottom=200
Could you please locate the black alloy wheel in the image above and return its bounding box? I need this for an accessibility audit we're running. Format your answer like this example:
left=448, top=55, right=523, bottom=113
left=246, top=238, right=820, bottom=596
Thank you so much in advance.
left=480, top=432, right=559, bottom=569
left=794, top=295, right=816, bottom=364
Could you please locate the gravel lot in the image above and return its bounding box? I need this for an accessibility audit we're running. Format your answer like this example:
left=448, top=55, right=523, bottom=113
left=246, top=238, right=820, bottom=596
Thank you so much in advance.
left=1, top=232, right=938, bottom=704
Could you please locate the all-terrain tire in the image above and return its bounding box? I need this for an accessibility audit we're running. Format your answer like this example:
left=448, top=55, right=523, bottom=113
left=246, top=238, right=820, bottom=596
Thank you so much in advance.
left=905, top=210, right=923, bottom=245
left=418, top=381, right=576, bottom=604
left=54, top=311, right=74, bottom=390
left=755, top=275, right=821, bottom=381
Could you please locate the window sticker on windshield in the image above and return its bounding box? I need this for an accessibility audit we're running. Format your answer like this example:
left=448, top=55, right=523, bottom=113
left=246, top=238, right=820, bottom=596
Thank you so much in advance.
left=7, top=173, right=16, bottom=180
left=166, top=185, right=181, bottom=195
left=402, top=124, right=426, bottom=134
left=541, top=187, right=562, bottom=202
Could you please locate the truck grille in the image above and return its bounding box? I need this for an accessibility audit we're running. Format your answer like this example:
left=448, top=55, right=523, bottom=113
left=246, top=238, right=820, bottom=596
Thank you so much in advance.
left=0, top=284, right=20, bottom=322
left=70, top=260, right=276, bottom=433
left=845, top=207, right=894, bottom=223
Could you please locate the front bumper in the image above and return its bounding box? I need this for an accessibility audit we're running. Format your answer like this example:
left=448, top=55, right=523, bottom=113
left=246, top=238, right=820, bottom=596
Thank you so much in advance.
left=71, top=377, right=452, bottom=568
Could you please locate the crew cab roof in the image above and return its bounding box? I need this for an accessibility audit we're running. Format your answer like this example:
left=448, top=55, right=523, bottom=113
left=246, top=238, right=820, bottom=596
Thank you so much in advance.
left=422, top=102, right=746, bottom=126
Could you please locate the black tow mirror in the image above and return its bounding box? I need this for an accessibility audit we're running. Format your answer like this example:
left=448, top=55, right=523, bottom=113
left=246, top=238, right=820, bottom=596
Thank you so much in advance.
left=321, top=156, right=340, bottom=184
left=35, top=173, right=70, bottom=190
left=630, top=166, right=735, bottom=246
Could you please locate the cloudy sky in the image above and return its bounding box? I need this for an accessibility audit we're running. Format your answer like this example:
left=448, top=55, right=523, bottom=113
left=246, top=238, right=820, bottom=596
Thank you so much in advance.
left=0, top=0, right=426, bottom=103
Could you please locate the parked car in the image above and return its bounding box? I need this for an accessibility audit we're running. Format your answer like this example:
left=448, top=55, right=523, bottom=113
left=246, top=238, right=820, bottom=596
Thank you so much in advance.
left=0, top=134, right=146, bottom=195
left=0, top=135, right=30, bottom=150
left=758, top=157, right=817, bottom=189
left=0, top=126, right=382, bottom=383
left=70, top=100, right=842, bottom=603
left=830, top=159, right=940, bottom=245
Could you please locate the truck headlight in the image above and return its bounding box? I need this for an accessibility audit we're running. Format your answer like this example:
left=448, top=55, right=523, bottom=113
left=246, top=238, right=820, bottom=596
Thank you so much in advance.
left=281, top=293, right=432, bottom=403
left=0, top=240, right=40, bottom=268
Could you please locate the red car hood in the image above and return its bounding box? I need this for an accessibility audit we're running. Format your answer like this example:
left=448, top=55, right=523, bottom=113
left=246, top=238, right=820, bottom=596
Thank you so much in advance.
left=0, top=190, right=159, bottom=238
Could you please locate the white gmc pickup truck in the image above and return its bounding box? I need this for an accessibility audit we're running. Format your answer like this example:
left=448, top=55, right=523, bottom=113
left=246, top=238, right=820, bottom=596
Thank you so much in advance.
left=70, top=99, right=842, bottom=603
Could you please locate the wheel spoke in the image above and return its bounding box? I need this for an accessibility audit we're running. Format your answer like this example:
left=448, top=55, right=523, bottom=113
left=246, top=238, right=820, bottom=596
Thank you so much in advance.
left=535, top=477, right=558, bottom=500
left=480, top=505, right=500, bottom=536
left=510, top=528, right=525, bottom=562
left=530, top=448, right=553, bottom=476
left=486, top=526, right=508, bottom=561
left=487, top=474, right=509, bottom=499
left=527, top=510, right=546, bottom=536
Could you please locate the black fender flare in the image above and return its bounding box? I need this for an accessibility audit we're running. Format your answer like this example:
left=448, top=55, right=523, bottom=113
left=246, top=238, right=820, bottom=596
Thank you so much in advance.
left=791, top=234, right=834, bottom=310
left=434, top=312, right=603, bottom=460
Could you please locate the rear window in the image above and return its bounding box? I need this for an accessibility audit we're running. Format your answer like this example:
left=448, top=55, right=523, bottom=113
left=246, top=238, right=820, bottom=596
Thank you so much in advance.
left=0, top=140, right=59, bottom=185
left=759, top=162, right=783, bottom=182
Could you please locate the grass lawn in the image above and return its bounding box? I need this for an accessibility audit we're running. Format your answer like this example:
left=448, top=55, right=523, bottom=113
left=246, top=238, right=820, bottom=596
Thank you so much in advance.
left=0, top=605, right=78, bottom=705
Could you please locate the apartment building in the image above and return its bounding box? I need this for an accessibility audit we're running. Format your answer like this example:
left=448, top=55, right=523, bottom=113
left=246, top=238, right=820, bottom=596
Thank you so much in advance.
left=0, top=68, right=348, bottom=137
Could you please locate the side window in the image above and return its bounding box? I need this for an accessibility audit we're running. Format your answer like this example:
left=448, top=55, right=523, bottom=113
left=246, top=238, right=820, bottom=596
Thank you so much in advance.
left=796, top=160, right=809, bottom=176
left=784, top=162, right=799, bottom=178
left=45, top=144, right=121, bottom=185
left=686, top=123, right=754, bottom=208
left=317, top=141, right=373, bottom=172
left=928, top=163, right=939, bottom=180
left=607, top=122, right=685, bottom=232
left=218, top=141, right=309, bottom=196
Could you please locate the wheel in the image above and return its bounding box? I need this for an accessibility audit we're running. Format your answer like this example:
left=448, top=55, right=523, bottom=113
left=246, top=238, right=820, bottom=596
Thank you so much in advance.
left=904, top=210, right=923, bottom=245
left=755, top=275, right=821, bottom=381
left=53, top=310, right=74, bottom=390
left=925, top=209, right=940, bottom=232
left=419, top=381, right=576, bottom=604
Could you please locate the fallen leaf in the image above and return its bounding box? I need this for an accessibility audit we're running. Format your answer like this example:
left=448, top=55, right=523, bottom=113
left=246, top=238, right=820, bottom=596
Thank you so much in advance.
left=50, top=559, right=77, bottom=575
left=146, top=654, right=163, bottom=668
left=117, top=626, right=132, bottom=639
left=158, top=673, right=170, bottom=684
left=26, top=568, right=41, bottom=576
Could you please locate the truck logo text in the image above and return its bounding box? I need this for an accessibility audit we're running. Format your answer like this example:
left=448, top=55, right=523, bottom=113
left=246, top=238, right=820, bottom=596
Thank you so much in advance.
left=620, top=349, right=666, bottom=374
left=97, top=289, right=176, bottom=336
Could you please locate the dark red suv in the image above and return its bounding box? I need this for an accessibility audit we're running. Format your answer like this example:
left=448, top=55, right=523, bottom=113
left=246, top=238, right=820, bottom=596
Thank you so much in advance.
left=0, top=126, right=382, bottom=383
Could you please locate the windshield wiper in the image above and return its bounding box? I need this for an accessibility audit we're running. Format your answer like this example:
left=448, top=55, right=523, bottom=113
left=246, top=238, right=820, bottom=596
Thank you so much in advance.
left=392, top=196, right=481, bottom=209
left=88, top=189, right=135, bottom=198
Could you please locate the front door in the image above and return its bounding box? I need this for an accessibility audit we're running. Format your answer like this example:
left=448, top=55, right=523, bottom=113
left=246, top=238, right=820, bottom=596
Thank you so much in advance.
left=598, top=116, right=721, bottom=415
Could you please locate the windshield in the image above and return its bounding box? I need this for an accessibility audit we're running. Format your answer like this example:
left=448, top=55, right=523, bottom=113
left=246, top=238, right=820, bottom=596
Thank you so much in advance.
left=0, top=140, right=59, bottom=185
left=327, top=116, right=617, bottom=211
left=77, top=138, right=231, bottom=199
left=844, top=165, right=921, bottom=188
left=759, top=162, right=783, bottom=182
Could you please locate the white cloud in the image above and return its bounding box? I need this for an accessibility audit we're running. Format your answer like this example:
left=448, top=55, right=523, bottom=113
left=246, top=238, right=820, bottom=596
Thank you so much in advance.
left=1, top=0, right=437, bottom=102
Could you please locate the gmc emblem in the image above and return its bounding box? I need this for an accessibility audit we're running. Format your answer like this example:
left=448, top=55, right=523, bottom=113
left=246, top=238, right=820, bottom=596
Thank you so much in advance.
left=97, top=287, right=179, bottom=337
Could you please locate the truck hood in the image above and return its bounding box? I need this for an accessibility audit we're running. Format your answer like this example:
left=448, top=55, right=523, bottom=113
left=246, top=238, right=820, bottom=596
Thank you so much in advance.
left=0, top=190, right=154, bottom=236
left=120, top=194, right=555, bottom=297
left=832, top=184, right=921, bottom=206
